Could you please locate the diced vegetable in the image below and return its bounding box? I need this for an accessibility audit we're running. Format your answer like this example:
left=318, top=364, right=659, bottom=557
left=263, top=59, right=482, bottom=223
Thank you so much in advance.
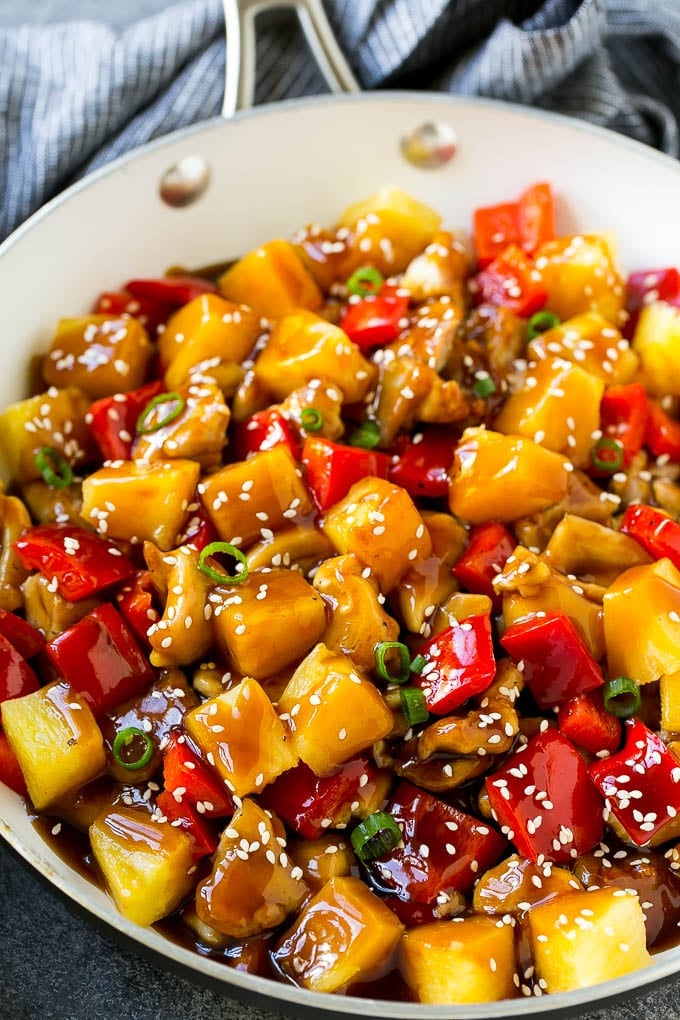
left=452, top=522, right=516, bottom=609
left=2, top=681, right=106, bottom=810
left=0, top=607, right=45, bottom=660
left=232, top=408, right=301, bottom=462
left=473, top=854, right=582, bottom=914
left=0, top=729, right=28, bottom=797
left=302, top=436, right=390, bottom=512
left=473, top=182, right=556, bottom=267
left=632, top=301, right=680, bottom=396
left=413, top=615, right=496, bottom=715
left=90, top=806, right=196, bottom=925
left=557, top=690, right=622, bottom=755
left=620, top=504, right=680, bottom=571
left=14, top=523, right=135, bottom=602
left=337, top=186, right=442, bottom=275
left=218, top=240, right=323, bottom=318
left=475, top=244, right=547, bottom=318
left=387, top=427, right=455, bottom=499
left=162, top=731, right=234, bottom=818
left=535, top=233, right=625, bottom=323
left=0, top=633, right=39, bottom=703
left=646, top=401, right=680, bottom=460
left=272, top=875, right=404, bottom=992
left=86, top=380, right=165, bottom=462
left=43, top=315, right=153, bottom=398
left=338, top=285, right=409, bottom=352
left=598, top=382, right=650, bottom=470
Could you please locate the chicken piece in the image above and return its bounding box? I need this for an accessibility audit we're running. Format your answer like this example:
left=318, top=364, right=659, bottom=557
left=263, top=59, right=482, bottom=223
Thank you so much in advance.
left=0, top=489, right=31, bottom=611
left=372, top=355, right=469, bottom=446
left=230, top=368, right=272, bottom=423
left=544, top=513, right=652, bottom=586
left=389, top=295, right=464, bottom=373
left=312, top=553, right=399, bottom=671
left=458, top=302, right=525, bottom=378
left=246, top=524, right=334, bottom=574
left=132, top=381, right=230, bottom=472
left=393, top=512, right=466, bottom=635
left=399, top=230, right=471, bottom=303
left=21, top=573, right=101, bottom=641
left=21, top=480, right=82, bottom=526
left=279, top=379, right=344, bottom=441
left=143, top=542, right=212, bottom=668
left=514, top=467, right=619, bottom=551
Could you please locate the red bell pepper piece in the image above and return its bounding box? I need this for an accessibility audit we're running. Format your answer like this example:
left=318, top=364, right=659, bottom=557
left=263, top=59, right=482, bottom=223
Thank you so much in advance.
left=486, top=729, right=605, bottom=865
left=473, top=183, right=556, bottom=267
left=177, top=505, right=218, bottom=552
left=516, top=182, right=556, bottom=256
left=364, top=782, right=507, bottom=919
left=14, top=523, right=136, bottom=602
left=260, top=755, right=380, bottom=839
left=0, top=608, right=44, bottom=660
left=475, top=244, right=548, bottom=318
left=387, top=427, right=455, bottom=499
left=302, top=436, right=391, bottom=513
left=557, top=689, right=622, bottom=755
left=93, top=289, right=172, bottom=338
left=162, top=731, right=233, bottom=818
left=0, top=633, right=40, bottom=703
left=115, top=571, right=159, bottom=648
left=232, top=408, right=301, bottom=462
left=0, top=729, right=28, bottom=797
left=45, top=603, right=154, bottom=717
left=452, top=522, right=516, bottom=610
left=339, top=285, right=409, bottom=353
left=124, top=276, right=218, bottom=306
left=624, top=267, right=680, bottom=338
left=414, top=615, right=496, bottom=715
left=86, top=380, right=165, bottom=462
left=646, top=402, right=680, bottom=462
left=620, top=504, right=680, bottom=571
left=597, top=383, right=650, bottom=470
left=156, top=790, right=218, bottom=859
left=500, top=610, right=603, bottom=710
left=590, top=718, right=680, bottom=846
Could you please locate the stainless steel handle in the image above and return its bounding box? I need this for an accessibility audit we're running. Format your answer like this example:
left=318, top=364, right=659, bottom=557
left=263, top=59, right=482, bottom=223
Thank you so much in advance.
left=221, top=0, right=360, bottom=118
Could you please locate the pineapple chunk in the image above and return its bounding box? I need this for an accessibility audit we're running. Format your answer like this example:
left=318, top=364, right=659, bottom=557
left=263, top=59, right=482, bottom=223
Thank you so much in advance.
left=211, top=567, right=327, bottom=678
left=661, top=670, right=680, bottom=732
left=535, top=234, right=625, bottom=324
left=195, top=799, right=307, bottom=936
left=400, top=916, right=516, bottom=1004
left=90, top=806, right=195, bottom=926
left=273, top=875, right=404, bottom=992
left=288, top=834, right=356, bottom=891
left=449, top=427, right=571, bottom=525
left=218, top=239, right=323, bottom=319
left=1, top=681, right=106, bottom=810
left=603, top=558, right=680, bottom=684
left=160, top=293, right=261, bottom=389
left=312, top=553, right=400, bottom=671
left=322, top=477, right=432, bottom=593
left=200, top=445, right=312, bottom=548
left=337, top=187, right=442, bottom=276
left=527, top=312, right=638, bottom=385
left=254, top=310, right=374, bottom=403
left=473, top=854, right=583, bottom=914
left=528, top=888, right=651, bottom=993
left=185, top=676, right=298, bottom=797
left=632, top=301, right=680, bottom=396
left=0, top=386, right=96, bottom=485
left=394, top=512, right=466, bottom=634
left=277, top=643, right=393, bottom=776
left=132, top=381, right=230, bottom=471
left=494, top=358, right=604, bottom=467
left=81, top=459, right=199, bottom=550
left=43, top=315, right=153, bottom=398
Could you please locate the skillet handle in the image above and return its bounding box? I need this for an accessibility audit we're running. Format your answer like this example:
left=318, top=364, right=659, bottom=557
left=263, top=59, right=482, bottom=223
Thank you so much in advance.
left=222, top=0, right=360, bottom=118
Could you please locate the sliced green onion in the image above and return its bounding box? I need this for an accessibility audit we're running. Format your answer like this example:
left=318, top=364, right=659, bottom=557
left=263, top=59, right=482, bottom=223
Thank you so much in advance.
left=349, top=421, right=380, bottom=449
left=301, top=407, right=324, bottom=432
left=112, top=727, right=154, bottom=771
left=350, top=811, right=402, bottom=862
left=527, top=310, right=561, bottom=340
left=400, top=687, right=429, bottom=726
left=375, top=641, right=411, bottom=684
left=136, top=391, right=186, bottom=435
left=603, top=676, right=641, bottom=718
left=472, top=375, right=496, bottom=399
left=410, top=653, right=426, bottom=675
left=198, top=541, right=249, bottom=585
left=347, top=265, right=384, bottom=298
left=591, top=436, right=624, bottom=474
left=35, top=446, right=73, bottom=489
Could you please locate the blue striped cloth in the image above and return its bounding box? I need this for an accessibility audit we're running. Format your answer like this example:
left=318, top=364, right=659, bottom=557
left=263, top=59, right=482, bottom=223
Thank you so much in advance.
left=1, top=0, right=680, bottom=241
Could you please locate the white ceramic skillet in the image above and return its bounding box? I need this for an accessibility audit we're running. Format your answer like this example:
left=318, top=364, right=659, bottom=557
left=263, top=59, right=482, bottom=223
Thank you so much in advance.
left=2, top=1, right=680, bottom=1017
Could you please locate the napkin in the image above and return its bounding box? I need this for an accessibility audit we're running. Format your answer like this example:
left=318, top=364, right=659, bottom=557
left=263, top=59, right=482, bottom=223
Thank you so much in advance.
left=1, top=0, right=680, bottom=241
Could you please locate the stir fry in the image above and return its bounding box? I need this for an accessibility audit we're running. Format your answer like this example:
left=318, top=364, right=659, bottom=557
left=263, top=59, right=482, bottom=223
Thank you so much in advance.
left=2, top=182, right=680, bottom=1004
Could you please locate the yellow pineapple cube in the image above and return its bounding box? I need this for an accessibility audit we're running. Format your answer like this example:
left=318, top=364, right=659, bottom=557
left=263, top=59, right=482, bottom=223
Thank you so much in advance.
left=211, top=567, right=327, bottom=678
left=90, top=806, right=195, bottom=926
left=322, top=477, right=432, bottom=593
left=660, top=670, right=680, bottom=732
left=218, top=239, right=323, bottom=319
left=527, top=312, right=638, bottom=385
left=273, top=875, right=404, bottom=992
left=185, top=677, right=298, bottom=797
left=199, top=445, right=312, bottom=548
left=277, top=643, right=393, bottom=776
left=400, top=916, right=517, bottom=1004
left=1, top=681, right=106, bottom=811
left=195, top=798, right=307, bottom=937
left=288, top=834, right=356, bottom=892
left=473, top=854, right=583, bottom=915
left=394, top=512, right=466, bottom=633
left=338, top=187, right=442, bottom=275
left=43, top=315, right=153, bottom=398
left=528, top=888, right=651, bottom=993
left=632, top=301, right=680, bottom=396
left=81, top=459, right=199, bottom=550
left=160, top=293, right=261, bottom=389
left=254, top=310, right=374, bottom=403
left=0, top=386, right=96, bottom=485
left=535, top=234, right=625, bottom=324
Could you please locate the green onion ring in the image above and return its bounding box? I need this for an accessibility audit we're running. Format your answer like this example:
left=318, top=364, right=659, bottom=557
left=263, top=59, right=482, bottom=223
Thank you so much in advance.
left=136, top=391, right=186, bottom=435
left=591, top=436, right=624, bottom=474
left=375, top=641, right=411, bottom=684
left=400, top=687, right=429, bottom=726
left=198, top=540, right=249, bottom=585
left=346, top=265, right=385, bottom=298
left=350, top=811, right=402, bottom=862
left=301, top=407, right=324, bottom=432
left=35, top=446, right=73, bottom=490
left=603, top=676, right=641, bottom=719
left=112, top=727, right=155, bottom=771
left=527, top=310, right=561, bottom=340
left=348, top=421, right=381, bottom=449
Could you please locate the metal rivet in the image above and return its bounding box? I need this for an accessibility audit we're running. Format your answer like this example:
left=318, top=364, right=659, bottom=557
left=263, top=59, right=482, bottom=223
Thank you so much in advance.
left=401, top=122, right=458, bottom=169
left=159, top=155, right=211, bottom=207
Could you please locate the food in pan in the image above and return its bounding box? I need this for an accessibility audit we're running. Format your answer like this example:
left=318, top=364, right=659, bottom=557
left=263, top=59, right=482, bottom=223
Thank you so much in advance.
left=2, top=181, right=680, bottom=1003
